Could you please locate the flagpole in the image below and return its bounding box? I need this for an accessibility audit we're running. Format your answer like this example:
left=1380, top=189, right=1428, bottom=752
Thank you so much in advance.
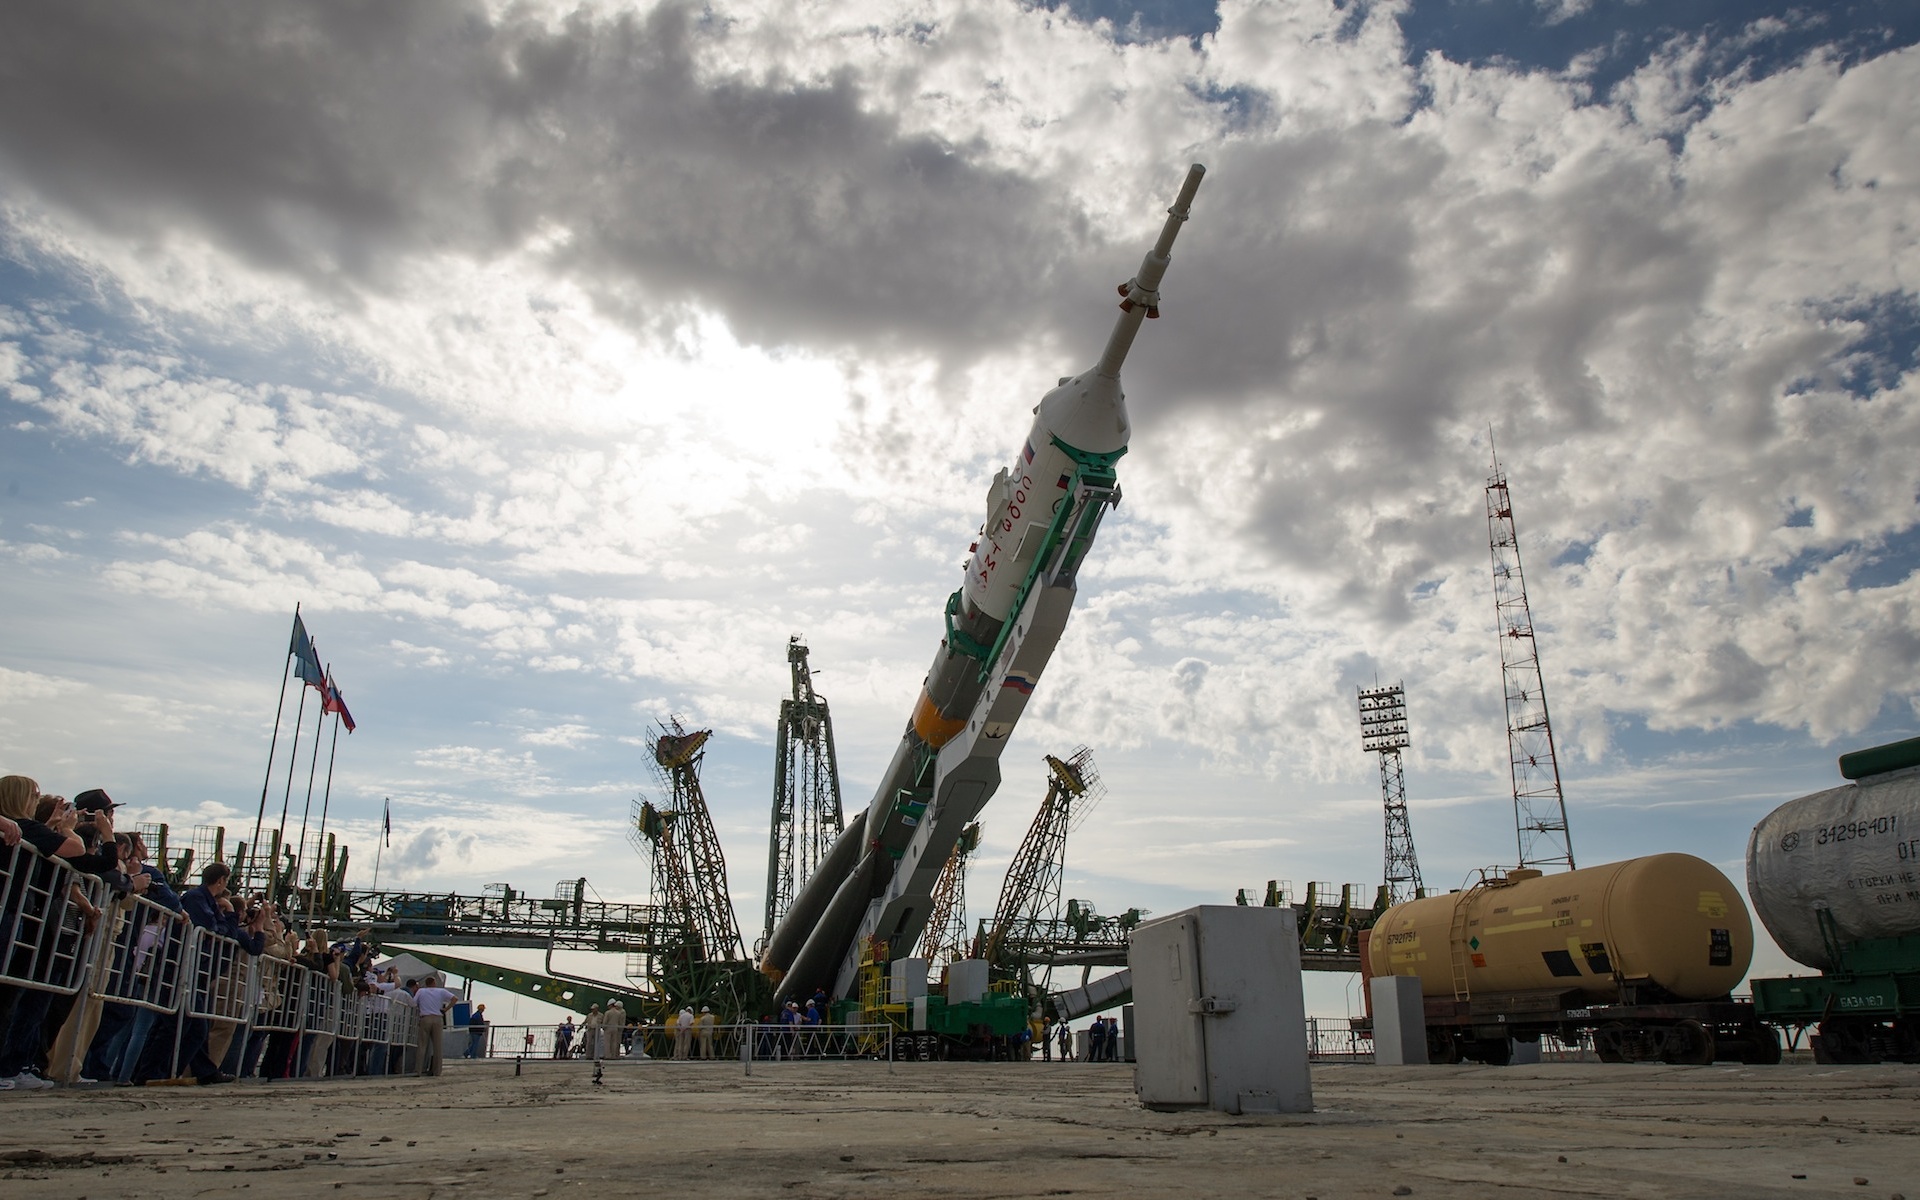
left=292, top=677, right=327, bottom=915
left=273, top=680, right=311, bottom=907
left=251, top=605, right=300, bottom=876
left=308, top=700, right=344, bottom=922
left=373, top=798, right=388, bottom=892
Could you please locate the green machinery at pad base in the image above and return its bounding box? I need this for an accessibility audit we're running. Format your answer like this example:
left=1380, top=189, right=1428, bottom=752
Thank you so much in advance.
left=1751, top=929, right=1920, bottom=1064
left=834, top=992, right=1032, bottom=1038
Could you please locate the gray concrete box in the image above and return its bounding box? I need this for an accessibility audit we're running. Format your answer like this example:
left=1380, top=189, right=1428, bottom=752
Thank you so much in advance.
left=1129, top=905, right=1313, bottom=1114
left=1369, top=975, right=1428, bottom=1065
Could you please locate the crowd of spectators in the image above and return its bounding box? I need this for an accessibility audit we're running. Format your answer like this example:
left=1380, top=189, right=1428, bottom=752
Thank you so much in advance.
left=1, top=773, right=436, bottom=1091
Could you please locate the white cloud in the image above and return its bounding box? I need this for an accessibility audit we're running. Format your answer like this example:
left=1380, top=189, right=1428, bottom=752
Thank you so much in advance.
left=0, top=0, right=1915, bottom=986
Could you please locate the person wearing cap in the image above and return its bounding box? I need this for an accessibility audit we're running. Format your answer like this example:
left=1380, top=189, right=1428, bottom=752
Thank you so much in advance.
left=694, top=1006, right=716, bottom=1059
left=584, top=1004, right=605, bottom=1061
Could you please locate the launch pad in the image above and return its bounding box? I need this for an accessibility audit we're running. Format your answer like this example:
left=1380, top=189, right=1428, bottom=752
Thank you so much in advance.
left=2, top=1061, right=1912, bottom=1198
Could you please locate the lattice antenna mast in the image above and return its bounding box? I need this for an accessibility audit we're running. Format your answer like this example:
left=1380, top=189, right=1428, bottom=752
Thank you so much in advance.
left=762, top=636, right=846, bottom=952
left=981, top=748, right=1103, bottom=975
left=917, top=821, right=981, bottom=972
left=647, top=719, right=746, bottom=961
left=1358, top=682, right=1424, bottom=905
left=1486, top=444, right=1575, bottom=871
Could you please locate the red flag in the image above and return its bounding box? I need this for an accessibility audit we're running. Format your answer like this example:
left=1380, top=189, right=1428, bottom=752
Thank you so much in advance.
left=322, top=671, right=357, bottom=733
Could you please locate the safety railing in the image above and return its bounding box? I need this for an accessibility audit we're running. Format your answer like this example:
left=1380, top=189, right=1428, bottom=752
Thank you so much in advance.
left=88, top=890, right=190, bottom=1015
left=181, top=922, right=258, bottom=1023
left=0, top=838, right=111, bottom=996
left=251, top=955, right=310, bottom=1033
left=303, top=966, right=344, bottom=1038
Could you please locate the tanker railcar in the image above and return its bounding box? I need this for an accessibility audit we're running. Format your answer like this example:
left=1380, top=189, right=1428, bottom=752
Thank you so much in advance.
left=1745, top=736, right=1920, bottom=1064
left=1368, top=854, right=1779, bottom=1065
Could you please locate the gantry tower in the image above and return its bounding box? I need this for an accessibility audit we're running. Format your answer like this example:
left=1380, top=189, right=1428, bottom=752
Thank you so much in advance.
left=1486, top=445, right=1575, bottom=871
left=1359, top=682, right=1424, bottom=904
left=916, top=822, right=981, bottom=974
left=637, top=719, right=745, bottom=963
left=979, top=748, right=1103, bottom=989
left=761, top=637, right=845, bottom=952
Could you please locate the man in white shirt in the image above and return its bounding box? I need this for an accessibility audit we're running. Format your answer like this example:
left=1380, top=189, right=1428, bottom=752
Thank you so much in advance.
left=673, top=1007, right=694, bottom=1060
left=412, top=977, right=459, bottom=1077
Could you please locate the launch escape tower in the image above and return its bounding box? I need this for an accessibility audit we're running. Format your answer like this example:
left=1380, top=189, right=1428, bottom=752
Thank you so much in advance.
left=761, top=637, right=845, bottom=953
left=917, top=822, right=982, bottom=974
left=634, top=720, right=745, bottom=968
left=1358, top=682, right=1424, bottom=905
left=1486, top=448, right=1576, bottom=872
left=978, top=748, right=1104, bottom=991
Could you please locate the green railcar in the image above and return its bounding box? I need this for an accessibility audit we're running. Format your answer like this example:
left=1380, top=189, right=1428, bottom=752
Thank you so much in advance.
left=1751, top=929, right=1920, bottom=1063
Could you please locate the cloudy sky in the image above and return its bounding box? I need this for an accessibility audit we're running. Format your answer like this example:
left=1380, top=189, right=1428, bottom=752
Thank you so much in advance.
left=3, top=0, right=1917, bottom=1016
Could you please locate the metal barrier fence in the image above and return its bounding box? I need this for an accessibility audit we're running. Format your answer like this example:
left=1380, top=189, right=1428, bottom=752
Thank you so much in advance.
left=0, top=838, right=428, bottom=1086
left=1, top=839, right=109, bottom=997
left=88, top=891, right=190, bottom=1015
left=252, top=955, right=307, bottom=1033
left=479, top=1022, right=897, bottom=1063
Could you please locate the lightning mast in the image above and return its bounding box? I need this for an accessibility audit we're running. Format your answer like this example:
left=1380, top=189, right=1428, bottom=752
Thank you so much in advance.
left=1486, top=445, right=1575, bottom=871
left=761, top=637, right=845, bottom=952
left=1358, top=682, right=1423, bottom=905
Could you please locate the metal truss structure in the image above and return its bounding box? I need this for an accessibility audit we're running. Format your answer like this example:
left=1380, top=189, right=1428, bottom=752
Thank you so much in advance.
left=638, top=719, right=746, bottom=964
left=916, top=822, right=981, bottom=972
left=762, top=637, right=845, bottom=953
left=1358, top=682, right=1424, bottom=905
left=978, top=748, right=1103, bottom=990
left=1486, top=447, right=1576, bottom=871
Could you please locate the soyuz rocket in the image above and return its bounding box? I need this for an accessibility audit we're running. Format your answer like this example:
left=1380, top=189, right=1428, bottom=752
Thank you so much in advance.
left=761, top=163, right=1207, bottom=1004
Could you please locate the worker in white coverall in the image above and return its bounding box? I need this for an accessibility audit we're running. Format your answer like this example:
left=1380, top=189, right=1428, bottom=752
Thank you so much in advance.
left=604, top=999, right=626, bottom=1058
left=585, top=1005, right=605, bottom=1061
left=673, top=1007, right=694, bottom=1060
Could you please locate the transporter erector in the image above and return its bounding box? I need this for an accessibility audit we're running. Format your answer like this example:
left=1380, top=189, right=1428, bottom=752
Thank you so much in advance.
left=760, top=164, right=1208, bottom=1006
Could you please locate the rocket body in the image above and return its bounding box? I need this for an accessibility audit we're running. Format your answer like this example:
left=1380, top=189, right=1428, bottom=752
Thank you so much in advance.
left=762, top=164, right=1205, bottom=1003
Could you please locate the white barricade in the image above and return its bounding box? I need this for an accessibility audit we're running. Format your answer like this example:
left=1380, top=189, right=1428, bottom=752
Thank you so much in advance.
left=180, top=923, right=258, bottom=1023
left=88, top=891, right=189, bottom=1015
left=388, top=996, right=418, bottom=1073
left=303, top=968, right=343, bottom=1037
left=0, top=839, right=110, bottom=996
left=336, top=988, right=364, bottom=1076
left=251, top=956, right=310, bottom=1033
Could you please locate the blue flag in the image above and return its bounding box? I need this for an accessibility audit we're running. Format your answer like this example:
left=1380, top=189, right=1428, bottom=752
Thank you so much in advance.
left=290, top=613, right=325, bottom=690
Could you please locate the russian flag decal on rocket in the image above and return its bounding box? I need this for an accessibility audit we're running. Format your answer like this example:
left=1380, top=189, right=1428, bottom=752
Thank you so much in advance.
left=1023, top=439, right=1035, bottom=464
left=1001, top=672, right=1037, bottom=695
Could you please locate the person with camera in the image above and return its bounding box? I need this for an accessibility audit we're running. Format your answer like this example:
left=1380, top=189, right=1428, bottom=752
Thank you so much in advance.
left=0, top=779, right=120, bottom=1089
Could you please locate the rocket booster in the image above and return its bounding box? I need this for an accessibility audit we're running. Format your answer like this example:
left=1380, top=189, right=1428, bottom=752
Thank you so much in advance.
left=762, top=164, right=1206, bottom=1001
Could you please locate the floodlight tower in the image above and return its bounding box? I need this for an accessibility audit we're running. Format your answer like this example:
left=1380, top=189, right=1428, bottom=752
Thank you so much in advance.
left=1358, top=682, right=1423, bottom=905
left=1486, top=445, right=1576, bottom=871
left=761, top=637, right=845, bottom=952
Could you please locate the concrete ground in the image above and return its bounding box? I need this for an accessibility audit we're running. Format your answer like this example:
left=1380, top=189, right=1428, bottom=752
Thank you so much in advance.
left=0, top=1060, right=1915, bottom=1199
